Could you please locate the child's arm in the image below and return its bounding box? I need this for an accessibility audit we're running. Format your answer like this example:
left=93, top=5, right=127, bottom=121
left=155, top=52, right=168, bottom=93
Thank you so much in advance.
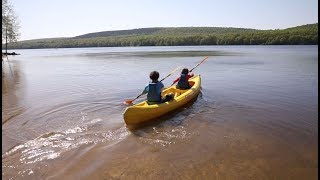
left=173, top=77, right=180, bottom=84
left=186, top=73, right=194, bottom=81
left=141, top=85, right=149, bottom=95
left=159, top=82, right=164, bottom=91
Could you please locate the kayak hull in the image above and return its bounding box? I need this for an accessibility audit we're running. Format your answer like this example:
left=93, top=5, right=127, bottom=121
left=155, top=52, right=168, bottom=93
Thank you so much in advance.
left=123, top=75, right=201, bottom=125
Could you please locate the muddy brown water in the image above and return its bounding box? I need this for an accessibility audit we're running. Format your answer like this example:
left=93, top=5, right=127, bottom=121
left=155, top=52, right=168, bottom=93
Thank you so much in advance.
left=2, top=45, right=318, bottom=179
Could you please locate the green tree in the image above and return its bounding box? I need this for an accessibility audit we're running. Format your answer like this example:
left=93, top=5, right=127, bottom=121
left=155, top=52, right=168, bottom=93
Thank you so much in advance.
left=2, top=0, right=20, bottom=53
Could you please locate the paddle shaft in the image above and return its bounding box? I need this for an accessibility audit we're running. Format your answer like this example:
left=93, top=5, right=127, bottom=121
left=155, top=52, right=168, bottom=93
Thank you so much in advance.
left=190, top=56, right=208, bottom=72
left=171, top=56, right=208, bottom=86
left=130, top=93, right=144, bottom=102
left=159, top=66, right=182, bottom=82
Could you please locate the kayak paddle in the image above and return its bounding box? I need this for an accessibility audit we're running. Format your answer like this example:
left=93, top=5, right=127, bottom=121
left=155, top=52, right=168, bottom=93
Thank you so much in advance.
left=170, top=56, right=209, bottom=86
left=123, top=66, right=182, bottom=105
left=190, top=56, right=209, bottom=72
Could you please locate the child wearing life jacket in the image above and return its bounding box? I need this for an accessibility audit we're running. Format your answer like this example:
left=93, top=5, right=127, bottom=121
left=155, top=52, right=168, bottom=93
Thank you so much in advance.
left=141, top=71, right=173, bottom=104
left=173, top=68, right=194, bottom=89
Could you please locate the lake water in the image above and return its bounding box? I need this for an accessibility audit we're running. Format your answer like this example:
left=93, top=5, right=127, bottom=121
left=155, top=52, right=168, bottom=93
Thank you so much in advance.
left=2, top=46, right=318, bottom=179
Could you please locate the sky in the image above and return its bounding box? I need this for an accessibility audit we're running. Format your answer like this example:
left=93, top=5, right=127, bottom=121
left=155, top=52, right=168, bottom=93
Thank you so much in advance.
left=10, top=0, right=318, bottom=41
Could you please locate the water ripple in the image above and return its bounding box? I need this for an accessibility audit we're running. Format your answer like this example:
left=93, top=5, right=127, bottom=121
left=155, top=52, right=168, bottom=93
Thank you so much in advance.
left=2, top=120, right=130, bottom=177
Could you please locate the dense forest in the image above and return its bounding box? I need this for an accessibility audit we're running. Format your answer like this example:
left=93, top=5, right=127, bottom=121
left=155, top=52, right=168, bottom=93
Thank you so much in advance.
left=5, top=23, right=318, bottom=49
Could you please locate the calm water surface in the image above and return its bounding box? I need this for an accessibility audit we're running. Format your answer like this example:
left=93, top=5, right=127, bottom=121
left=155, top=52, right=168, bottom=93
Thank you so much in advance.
left=2, top=46, right=318, bottom=179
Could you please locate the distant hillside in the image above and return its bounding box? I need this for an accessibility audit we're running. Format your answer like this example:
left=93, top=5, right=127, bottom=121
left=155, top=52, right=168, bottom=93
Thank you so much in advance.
left=73, top=27, right=258, bottom=39
left=5, top=23, right=318, bottom=49
left=73, top=28, right=164, bottom=38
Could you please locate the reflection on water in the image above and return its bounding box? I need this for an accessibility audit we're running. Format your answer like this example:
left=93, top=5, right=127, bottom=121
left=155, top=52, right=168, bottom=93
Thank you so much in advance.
left=78, top=50, right=239, bottom=59
left=2, top=59, right=27, bottom=126
left=2, top=59, right=21, bottom=100
left=2, top=46, right=318, bottom=179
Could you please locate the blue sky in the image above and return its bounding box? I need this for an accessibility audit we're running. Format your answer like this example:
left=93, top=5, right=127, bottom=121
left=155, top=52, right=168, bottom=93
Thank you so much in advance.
left=11, top=0, right=318, bottom=40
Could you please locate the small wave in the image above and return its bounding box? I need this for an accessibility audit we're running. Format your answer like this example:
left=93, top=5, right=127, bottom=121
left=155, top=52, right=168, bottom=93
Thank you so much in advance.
left=135, top=125, right=192, bottom=148
left=64, top=126, right=86, bottom=134
left=3, top=122, right=130, bottom=166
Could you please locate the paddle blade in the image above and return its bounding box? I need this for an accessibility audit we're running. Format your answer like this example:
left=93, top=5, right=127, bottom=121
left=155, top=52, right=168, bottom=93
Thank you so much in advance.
left=123, top=100, right=134, bottom=105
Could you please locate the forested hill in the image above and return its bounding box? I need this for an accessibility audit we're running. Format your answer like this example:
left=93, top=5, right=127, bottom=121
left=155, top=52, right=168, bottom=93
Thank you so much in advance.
left=6, top=23, right=318, bottom=49
left=73, top=27, right=258, bottom=39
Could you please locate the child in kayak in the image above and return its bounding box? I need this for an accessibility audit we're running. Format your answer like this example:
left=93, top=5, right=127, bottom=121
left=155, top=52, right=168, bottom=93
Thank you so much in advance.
left=173, top=68, right=194, bottom=89
left=142, top=71, right=173, bottom=104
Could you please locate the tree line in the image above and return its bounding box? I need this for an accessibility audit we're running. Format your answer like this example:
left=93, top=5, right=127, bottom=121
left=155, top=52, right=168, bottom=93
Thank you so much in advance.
left=5, top=23, right=318, bottom=49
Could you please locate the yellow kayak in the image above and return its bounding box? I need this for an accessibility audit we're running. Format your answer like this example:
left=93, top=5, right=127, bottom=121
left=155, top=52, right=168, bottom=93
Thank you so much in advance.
left=123, top=75, right=201, bottom=125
